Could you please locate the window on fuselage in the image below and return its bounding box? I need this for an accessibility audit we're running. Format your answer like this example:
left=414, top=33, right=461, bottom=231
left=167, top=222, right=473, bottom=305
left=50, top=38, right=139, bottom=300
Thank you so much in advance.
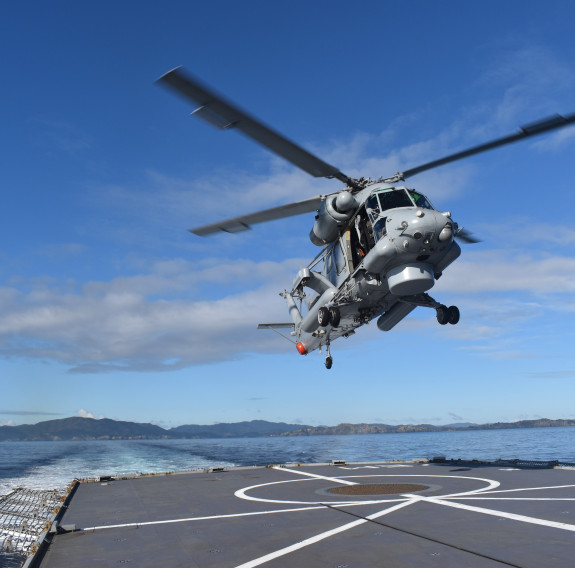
left=373, top=217, right=387, bottom=241
left=408, top=190, right=434, bottom=210
left=367, top=194, right=380, bottom=215
left=377, top=189, right=413, bottom=211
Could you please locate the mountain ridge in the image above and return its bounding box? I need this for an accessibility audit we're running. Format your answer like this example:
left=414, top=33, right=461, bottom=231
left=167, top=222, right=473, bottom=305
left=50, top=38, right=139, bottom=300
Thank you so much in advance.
left=0, top=417, right=574, bottom=442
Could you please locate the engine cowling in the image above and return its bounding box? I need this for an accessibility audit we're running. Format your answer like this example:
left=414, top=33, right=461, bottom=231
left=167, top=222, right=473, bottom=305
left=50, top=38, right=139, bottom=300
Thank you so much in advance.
left=309, top=191, right=357, bottom=246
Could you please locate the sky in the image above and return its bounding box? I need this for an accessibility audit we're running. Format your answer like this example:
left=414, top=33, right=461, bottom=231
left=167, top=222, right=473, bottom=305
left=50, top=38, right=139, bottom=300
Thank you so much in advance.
left=1, top=0, right=575, bottom=428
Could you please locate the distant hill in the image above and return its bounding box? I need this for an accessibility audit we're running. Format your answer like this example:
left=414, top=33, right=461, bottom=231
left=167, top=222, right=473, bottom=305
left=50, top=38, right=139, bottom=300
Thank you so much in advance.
left=280, top=418, right=575, bottom=436
left=0, top=418, right=310, bottom=442
left=170, top=420, right=309, bottom=438
left=0, top=417, right=167, bottom=442
left=1, top=416, right=574, bottom=442
left=444, top=422, right=478, bottom=429
left=467, top=418, right=575, bottom=430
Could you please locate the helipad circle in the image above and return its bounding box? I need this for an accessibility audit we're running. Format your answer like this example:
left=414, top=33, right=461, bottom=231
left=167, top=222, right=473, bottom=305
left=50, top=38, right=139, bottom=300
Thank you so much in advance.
left=234, top=474, right=500, bottom=505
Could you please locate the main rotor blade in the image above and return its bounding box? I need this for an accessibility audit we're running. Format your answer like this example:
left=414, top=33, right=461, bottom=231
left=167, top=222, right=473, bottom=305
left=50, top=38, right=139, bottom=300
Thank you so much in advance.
left=396, top=112, right=575, bottom=181
left=190, top=195, right=324, bottom=236
left=158, top=67, right=351, bottom=184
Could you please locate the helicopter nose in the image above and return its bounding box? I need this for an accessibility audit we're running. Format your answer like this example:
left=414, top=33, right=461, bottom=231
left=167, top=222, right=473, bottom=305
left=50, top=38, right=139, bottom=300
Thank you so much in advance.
left=403, top=210, right=453, bottom=245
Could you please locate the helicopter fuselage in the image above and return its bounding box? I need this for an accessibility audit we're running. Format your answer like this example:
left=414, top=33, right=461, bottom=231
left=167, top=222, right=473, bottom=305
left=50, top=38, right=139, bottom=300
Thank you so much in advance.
left=285, top=183, right=461, bottom=362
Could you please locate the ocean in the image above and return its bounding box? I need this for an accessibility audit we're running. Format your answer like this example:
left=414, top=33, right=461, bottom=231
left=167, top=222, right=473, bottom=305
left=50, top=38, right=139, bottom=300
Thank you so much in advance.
left=2, top=426, right=575, bottom=497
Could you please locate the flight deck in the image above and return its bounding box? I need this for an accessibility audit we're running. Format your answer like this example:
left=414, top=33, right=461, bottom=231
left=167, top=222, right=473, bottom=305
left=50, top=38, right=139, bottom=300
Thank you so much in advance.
left=30, top=460, right=575, bottom=567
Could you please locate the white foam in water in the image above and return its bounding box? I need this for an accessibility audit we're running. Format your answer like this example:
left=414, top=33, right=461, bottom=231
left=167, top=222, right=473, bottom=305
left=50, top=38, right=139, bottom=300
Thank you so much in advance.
left=2, top=428, right=575, bottom=497
left=0, top=440, right=237, bottom=495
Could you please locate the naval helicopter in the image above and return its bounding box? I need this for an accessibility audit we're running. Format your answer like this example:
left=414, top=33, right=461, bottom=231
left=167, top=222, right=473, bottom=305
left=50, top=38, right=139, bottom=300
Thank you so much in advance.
left=158, top=67, right=575, bottom=369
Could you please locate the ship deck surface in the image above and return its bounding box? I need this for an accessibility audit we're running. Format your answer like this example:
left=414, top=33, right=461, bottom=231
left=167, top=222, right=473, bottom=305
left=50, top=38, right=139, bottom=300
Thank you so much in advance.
left=35, top=461, right=575, bottom=567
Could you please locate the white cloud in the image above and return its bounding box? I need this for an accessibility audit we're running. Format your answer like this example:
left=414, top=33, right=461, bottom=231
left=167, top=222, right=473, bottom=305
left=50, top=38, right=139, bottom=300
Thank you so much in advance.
left=77, top=409, right=95, bottom=418
left=0, top=257, right=303, bottom=372
left=438, top=249, right=575, bottom=295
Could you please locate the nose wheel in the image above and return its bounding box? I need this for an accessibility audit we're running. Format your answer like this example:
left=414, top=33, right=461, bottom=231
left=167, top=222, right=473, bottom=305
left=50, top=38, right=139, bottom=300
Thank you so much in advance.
left=324, top=342, right=333, bottom=369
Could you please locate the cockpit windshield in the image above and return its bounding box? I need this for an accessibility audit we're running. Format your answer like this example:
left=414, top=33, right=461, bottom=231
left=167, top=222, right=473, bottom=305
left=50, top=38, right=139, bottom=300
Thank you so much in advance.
left=366, top=188, right=435, bottom=224
left=408, top=190, right=434, bottom=210
left=378, top=189, right=413, bottom=211
left=367, top=189, right=413, bottom=215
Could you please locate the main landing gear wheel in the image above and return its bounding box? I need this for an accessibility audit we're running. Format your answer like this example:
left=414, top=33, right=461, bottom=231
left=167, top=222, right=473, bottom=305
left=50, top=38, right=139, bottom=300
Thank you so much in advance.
left=318, top=307, right=330, bottom=327
left=447, top=305, right=460, bottom=325
left=436, top=305, right=460, bottom=325
left=318, top=306, right=340, bottom=327
left=329, top=307, right=341, bottom=327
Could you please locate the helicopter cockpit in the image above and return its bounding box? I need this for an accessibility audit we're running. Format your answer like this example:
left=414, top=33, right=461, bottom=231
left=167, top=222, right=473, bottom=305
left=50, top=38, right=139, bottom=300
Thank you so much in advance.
left=367, top=188, right=434, bottom=215
left=366, top=188, right=434, bottom=242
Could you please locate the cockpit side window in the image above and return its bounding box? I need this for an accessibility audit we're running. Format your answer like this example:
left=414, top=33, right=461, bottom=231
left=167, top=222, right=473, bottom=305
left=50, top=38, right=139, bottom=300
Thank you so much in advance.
left=367, top=194, right=380, bottom=214
left=377, top=189, right=413, bottom=211
left=408, top=190, right=434, bottom=209
left=373, top=217, right=387, bottom=241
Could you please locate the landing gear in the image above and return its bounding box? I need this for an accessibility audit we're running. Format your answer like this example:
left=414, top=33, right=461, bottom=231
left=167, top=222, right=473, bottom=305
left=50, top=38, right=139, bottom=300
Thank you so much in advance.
left=329, top=307, right=341, bottom=327
left=318, top=307, right=330, bottom=327
left=399, top=294, right=460, bottom=327
left=436, top=305, right=449, bottom=325
left=436, top=304, right=460, bottom=325
left=324, top=343, right=333, bottom=369
left=447, top=305, right=460, bottom=325
left=318, top=306, right=341, bottom=328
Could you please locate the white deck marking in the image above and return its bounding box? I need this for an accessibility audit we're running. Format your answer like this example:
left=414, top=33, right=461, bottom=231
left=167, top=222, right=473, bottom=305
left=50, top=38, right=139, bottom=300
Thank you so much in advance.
left=339, top=465, right=412, bottom=470
left=272, top=466, right=357, bottom=485
left=458, top=497, right=575, bottom=501
left=458, top=483, right=575, bottom=496
left=405, top=495, right=575, bottom=532
left=233, top=499, right=418, bottom=568
left=82, top=505, right=326, bottom=532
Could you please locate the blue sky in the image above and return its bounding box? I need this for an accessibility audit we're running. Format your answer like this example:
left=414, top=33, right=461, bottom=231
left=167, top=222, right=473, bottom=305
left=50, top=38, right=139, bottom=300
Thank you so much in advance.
left=1, top=1, right=575, bottom=428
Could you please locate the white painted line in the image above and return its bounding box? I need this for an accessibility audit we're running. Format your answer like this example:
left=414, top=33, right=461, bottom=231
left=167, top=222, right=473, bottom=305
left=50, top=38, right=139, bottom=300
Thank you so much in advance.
left=233, top=499, right=418, bottom=568
left=460, top=483, right=575, bottom=497
left=272, top=466, right=357, bottom=485
left=82, top=505, right=327, bottom=532
left=404, top=495, right=575, bottom=532
left=339, top=465, right=412, bottom=470
left=457, top=497, right=575, bottom=501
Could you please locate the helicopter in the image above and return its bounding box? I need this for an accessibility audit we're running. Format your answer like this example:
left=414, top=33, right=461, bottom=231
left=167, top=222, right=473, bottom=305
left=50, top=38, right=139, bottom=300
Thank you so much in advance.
left=158, top=67, right=575, bottom=369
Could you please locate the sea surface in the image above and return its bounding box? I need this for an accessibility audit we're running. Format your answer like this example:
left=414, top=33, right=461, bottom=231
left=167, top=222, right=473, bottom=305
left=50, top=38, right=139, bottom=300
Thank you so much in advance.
left=2, top=427, right=575, bottom=496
